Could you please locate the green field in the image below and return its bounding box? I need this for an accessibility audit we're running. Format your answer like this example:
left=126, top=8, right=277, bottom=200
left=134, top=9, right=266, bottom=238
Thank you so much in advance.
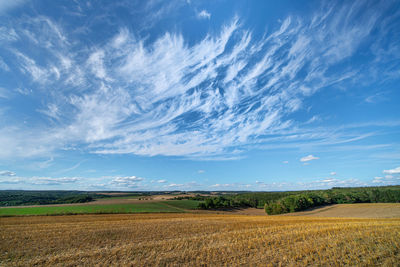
left=161, top=200, right=203, bottom=210
left=0, top=201, right=195, bottom=216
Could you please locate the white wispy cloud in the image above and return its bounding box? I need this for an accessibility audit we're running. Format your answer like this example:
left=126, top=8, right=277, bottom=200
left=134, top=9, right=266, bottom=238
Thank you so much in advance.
left=254, top=177, right=367, bottom=190
left=0, top=1, right=398, bottom=161
left=157, top=179, right=167, bottom=183
left=34, top=177, right=78, bottom=184
left=300, top=155, right=319, bottom=162
left=13, top=51, right=58, bottom=84
left=197, top=10, right=211, bottom=20
left=0, top=87, right=10, bottom=99
left=0, top=56, right=9, bottom=71
left=305, top=115, right=321, bottom=124
left=111, top=176, right=144, bottom=187
left=383, top=166, right=400, bottom=174
left=167, top=183, right=183, bottom=187
left=372, top=175, right=400, bottom=184
left=0, top=178, right=24, bottom=184
left=0, top=126, right=60, bottom=159
left=87, top=50, right=109, bottom=80
left=0, top=27, right=19, bottom=41
left=38, top=104, right=61, bottom=121
left=55, top=160, right=85, bottom=174
left=0, top=170, right=16, bottom=176
left=161, top=181, right=202, bottom=189
left=210, top=183, right=252, bottom=189
left=365, top=92, right=388, bottom=104
left=0, top=175, right=79, bottom=185
left=34, top=157, right=54, bottom=169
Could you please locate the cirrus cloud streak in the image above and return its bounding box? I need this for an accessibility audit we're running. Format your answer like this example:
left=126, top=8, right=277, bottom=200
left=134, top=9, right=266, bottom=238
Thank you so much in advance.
left=0, top=1, right=399, bottom=161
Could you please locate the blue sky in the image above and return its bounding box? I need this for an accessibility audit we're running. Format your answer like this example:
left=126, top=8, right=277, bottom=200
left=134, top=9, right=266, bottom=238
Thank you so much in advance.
left=0, top=0, right=399, bottom=191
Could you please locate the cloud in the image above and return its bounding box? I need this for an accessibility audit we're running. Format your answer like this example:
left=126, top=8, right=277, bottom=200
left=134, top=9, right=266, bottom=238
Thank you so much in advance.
left=198, top=170, right=205, bottom=174
left=111, top=176, right=144, bottom=187
left=0, top=178, right=24, bottom=184
left=372, top=175, right=400, bottom=184
left=54, top=161, right=85, bottom=174
left=34, top=177, right=78, bottom=184
left=157, top=179, right=167, bottom=183
left=0, top=27, right=19, bottom=42
left=319, top=178, right=338, bottom=183
left=330, top=172, right=337, bottom=176
left=163, top=181, right=202, bottom=189
left=313, top=178, right=366, bottom=187
left=34, top=157, right=54, bottom=169
left=383, top=166, right=400, bottom=175
left=0, top=87, right=10, bottom=99
left=282, top=161, right=289, bottom=164
left=38, top=104, right=61, bottom=121
left=0, top=175, right=79, bottom=186
left=365, top=92, right=388, bottom=104
left=305, top=115, right=321, bottom=124
left=14, top=51, right=52, bottom=84
left=0, top=170, right=16, bottom=176
left=209, top=183, right=252, bottom=189
left=254, top=177, right=368, bottom=190
left=167, top=183, right=184, bottom=187
left=300, top=155, right=319, bottom=162
left=0, top=57, right=10, bottom=71
left=87, top=50, right=108, bottom=80
left=0, top=1, right=399, bottom=161
left=197, top=10, right=211, bottom=19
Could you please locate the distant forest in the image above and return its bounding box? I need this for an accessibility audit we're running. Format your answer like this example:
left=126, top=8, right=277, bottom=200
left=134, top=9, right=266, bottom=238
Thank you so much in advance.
left=0, top=191, right=162, bottom=207
left=0, top=191, right=99, bottom=206
left=188, top=186, right=400, bottom=214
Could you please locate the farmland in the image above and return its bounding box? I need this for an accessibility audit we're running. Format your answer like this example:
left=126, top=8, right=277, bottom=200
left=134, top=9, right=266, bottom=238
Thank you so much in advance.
left=0, top=200, right=201, bottom=216
left=1, top=213, right=400, bottom=266
left=284, top=203, right=400, bottom=218
left=0, top=202, right=180, bottom=216
left=1, top=190, right=400, bottom=265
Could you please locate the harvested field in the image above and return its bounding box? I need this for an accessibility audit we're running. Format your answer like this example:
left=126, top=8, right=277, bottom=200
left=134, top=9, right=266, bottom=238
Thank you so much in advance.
left=1, top=214, right=400, bottom=266
left=285, top=203, right=400, bottom=218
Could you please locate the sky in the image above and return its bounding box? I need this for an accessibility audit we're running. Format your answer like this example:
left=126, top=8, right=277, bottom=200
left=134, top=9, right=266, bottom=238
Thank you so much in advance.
left=0, top=0, right=399, bottom=191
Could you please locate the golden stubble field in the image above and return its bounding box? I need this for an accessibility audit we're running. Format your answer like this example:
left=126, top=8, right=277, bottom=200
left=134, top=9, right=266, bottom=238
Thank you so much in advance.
left=284, top=203, right=400, bottom=218
left=1, top=213, right=400, bottom=266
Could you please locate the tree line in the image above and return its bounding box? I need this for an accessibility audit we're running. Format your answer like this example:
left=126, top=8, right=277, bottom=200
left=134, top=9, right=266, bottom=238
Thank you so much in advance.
left=0, top=190, right=96, bottom=206
left=193, top=186, right=400, bottom=213
left=265, top=187, right=400, bottom=214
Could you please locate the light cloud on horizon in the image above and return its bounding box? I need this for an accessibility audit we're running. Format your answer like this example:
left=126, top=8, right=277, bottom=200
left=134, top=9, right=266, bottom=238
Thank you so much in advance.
left=0, top=170, right=16, bottom=176
left=383, top=166, right=400, bottom=175
left=300, top=155, right=319, bottom=162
